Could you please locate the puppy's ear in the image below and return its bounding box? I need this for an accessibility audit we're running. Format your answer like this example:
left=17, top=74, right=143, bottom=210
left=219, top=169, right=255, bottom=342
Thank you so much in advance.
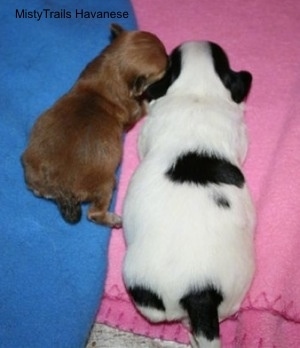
left=131, top=75, right=148, bottom=97
left=110, top=23, right=125, bottom=40
left=145, top=46, right=182, bottom=100
left=210, top=42, right=252, bottom=103
left=225, top=71, right=252, bottom=103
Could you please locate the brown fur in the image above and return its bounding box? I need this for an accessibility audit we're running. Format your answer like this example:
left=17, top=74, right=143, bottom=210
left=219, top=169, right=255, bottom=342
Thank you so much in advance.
left=21, top=24, right=167, bottom=227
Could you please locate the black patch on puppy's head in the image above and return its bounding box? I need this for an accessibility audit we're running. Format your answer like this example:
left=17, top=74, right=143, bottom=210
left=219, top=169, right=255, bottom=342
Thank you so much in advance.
left=210, top=42, right=252, bottom=103
left=145, top=46, right=182, bottom=100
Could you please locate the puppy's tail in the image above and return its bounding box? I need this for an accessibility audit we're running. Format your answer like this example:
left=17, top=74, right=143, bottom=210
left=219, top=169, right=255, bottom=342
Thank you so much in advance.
left=56, top=194, right=82, bottom=224
left=180, top=286, right=223, bottom=348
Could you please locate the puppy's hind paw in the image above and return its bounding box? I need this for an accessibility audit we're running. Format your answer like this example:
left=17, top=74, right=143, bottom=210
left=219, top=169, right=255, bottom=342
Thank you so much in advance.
left=109, top=213, right=122, bottom=229
left=88, top=211, right=122, bottom=229
left=189, top=333, right=199, bottom=348
left=57, top=198, right=82, bottom=224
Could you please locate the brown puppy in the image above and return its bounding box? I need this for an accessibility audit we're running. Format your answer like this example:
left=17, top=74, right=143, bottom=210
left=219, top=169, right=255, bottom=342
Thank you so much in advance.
left=21, top=24, right=167, bottom=227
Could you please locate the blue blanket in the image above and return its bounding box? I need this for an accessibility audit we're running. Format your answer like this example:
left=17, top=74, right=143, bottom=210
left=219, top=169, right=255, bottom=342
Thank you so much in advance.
left=0, top=1, right=136, bottom=347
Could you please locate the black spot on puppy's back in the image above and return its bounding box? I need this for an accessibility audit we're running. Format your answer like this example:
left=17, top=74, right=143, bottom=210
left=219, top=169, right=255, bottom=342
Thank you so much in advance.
left=166, top=151, right=245, bottom=188
left=214, top=193, right=230, bottom=208
left=127, top=285, right=165, bottom=311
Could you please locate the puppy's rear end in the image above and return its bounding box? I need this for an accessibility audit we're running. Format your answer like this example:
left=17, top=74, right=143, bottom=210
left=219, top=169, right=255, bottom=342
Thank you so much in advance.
left=126, top=283, right=223, bottom=348
left=22, top=93, right=122, bottom=225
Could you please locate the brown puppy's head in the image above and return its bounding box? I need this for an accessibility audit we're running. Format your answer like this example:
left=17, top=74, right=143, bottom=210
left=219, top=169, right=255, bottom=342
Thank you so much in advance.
left=109, top=24, right=168, bottom=97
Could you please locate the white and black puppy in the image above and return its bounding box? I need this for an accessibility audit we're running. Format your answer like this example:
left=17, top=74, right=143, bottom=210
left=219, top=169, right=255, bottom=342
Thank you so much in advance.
left=122, top=41, right=255, bottom=348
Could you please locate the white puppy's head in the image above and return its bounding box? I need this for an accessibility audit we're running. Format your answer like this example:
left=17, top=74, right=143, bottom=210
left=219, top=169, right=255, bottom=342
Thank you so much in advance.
left=146, top=41, right=252, bottom=104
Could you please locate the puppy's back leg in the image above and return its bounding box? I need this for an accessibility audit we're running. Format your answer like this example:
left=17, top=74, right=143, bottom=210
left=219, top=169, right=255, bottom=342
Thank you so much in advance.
left=180, top=286, right=223, bottom=348
left=88, top=179, right=122, bottom=228
left=127, top=285, right=167, bottom=323
left=56, top=195, right=82, bottom=224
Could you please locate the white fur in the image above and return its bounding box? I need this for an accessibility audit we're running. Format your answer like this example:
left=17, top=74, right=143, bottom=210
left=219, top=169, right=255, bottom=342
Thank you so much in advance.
left=122, top=41, right=255, bottom=347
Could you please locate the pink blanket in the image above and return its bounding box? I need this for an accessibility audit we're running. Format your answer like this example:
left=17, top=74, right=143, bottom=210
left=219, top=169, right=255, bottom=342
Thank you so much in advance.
left=97, top=0, right=300, bottom=346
